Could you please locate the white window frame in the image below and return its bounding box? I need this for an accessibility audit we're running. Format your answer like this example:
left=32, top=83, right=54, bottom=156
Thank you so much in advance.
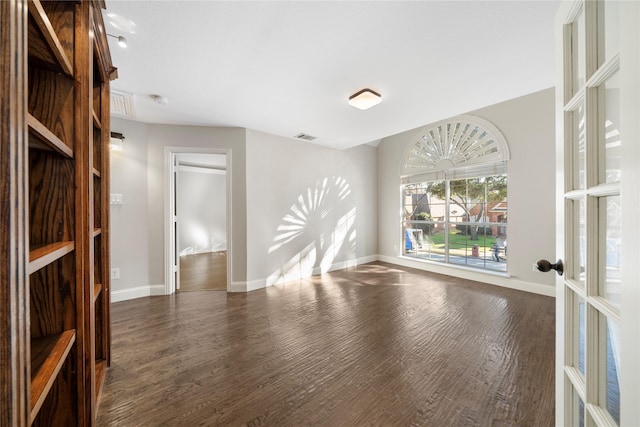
left=399, top=115, right=510, bottom=274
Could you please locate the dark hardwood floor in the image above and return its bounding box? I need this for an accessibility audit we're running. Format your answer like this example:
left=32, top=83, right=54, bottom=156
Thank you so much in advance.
left=97, top=262, right=555, bottom=426
left=179, top=251, right=227, bottom=291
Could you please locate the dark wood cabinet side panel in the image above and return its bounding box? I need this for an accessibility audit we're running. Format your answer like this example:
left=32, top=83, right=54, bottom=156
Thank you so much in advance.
left=29, top=254, right=75, bottom=339
left=29, top=150, right=75, bottom=246
left=28, top=67, right=74, bottom=148
left=0, top=0, right=30, bottom=424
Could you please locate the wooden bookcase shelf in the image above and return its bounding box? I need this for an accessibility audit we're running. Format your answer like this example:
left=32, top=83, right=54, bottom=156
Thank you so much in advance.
left=94, top=283, right=102, bottom=302
left=95, top=360, right=107, bottom=405
left=27, top=113, right=73, bottom=158
left=92, top=109, right=102, bottom=129
left=30, top=330, right=76, bottom=423
left=1, top=0, right=116, bottom=424
left=28, top=241, right=75, bottom=274
left=27, top=0, right=73, bottom=76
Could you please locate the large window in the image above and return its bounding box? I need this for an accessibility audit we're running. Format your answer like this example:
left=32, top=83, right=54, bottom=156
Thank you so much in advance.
left=399, top=115, right=510, bottom=273
left=403, top=174, right=507, bottom=272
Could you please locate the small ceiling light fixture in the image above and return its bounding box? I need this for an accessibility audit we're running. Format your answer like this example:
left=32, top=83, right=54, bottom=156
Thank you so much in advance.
left=348, top=88, right=382, bottom=110
left=107, top=33, right=127, bottom=48
left=110, top=131, right=125, bottom=152
left=150, top=94, right=169, bottom=105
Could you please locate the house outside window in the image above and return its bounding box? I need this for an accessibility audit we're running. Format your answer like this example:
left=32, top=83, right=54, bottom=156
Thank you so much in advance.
left=399, top=115, right=510, bottom=273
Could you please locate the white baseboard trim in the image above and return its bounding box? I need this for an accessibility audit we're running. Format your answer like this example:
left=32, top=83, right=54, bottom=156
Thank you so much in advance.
left=229, top=281, right=247, bottom=293
left=236, top=255, right=380, bottom=293
left=110, top=255, right=552, bottom=299
left=377, top=255, right=555, bottom=297
left=111, top=284, right=166, bottom=302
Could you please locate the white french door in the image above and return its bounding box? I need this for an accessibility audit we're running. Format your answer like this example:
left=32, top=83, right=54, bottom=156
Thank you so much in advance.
left=555, top=1, right=640, bottom=426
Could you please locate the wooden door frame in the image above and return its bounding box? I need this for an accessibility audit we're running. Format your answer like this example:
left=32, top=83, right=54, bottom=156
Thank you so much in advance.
left=163, top=147, right=232, bottom=294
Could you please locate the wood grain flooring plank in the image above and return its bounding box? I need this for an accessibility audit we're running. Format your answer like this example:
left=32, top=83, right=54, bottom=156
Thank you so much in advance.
left=97, top=262, right=554, bottom=426
left=179, top=251, right=227, bottom=292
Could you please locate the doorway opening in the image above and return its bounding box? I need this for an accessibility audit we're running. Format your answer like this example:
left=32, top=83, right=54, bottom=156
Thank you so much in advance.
left=165, top=148, right=231, bottom=294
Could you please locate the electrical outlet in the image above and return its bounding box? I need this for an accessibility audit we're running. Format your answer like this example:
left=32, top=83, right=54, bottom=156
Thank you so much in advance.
left=111, top=268, right=120, bottom=280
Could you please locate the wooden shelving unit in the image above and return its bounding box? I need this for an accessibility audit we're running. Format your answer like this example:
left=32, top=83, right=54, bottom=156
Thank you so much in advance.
left=0, top=0, right=117, bottom=425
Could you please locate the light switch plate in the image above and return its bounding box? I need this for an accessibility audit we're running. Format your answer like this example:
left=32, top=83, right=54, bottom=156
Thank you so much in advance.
left=110, top=193, right=123, bottom=205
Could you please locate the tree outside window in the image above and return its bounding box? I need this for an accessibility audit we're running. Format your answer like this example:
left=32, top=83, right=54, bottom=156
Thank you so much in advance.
left=402, top=174, right=507, bottom=272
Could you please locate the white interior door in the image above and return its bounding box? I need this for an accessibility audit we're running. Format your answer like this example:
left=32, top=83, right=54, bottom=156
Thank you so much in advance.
left=554, top=1, right=640, bottom=426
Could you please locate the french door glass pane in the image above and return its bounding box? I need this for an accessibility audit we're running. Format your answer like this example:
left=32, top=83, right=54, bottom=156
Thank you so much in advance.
left=573, top=104, right=586, bottom=189
left=602, top=1, right=619, bottom=64
left=601, top=196, right=621, bottom=309
left=569, top=384, right=585, bottom=427
left=578, top=395, right=585, bottom=427
left=600, top=71, right=621, bottom=184
left=572, top=198, right=586, bottom=285
left=570, top=291, right=586, bottom=377
left=604, top=317, right=621, bottom=425
left=578, top=296, right=586, bottom=376
left=573, top=6, right=586, bottom=95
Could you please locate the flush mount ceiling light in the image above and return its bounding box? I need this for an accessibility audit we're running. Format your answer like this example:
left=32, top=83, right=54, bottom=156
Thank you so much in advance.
left=106, top=33, right=127, bottom=48
left=348, top=88, right=382, bottom=110
left=150, top=94, right=169, bottom=105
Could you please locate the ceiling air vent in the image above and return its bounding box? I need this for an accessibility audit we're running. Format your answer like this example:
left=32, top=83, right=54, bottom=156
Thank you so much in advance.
left=110, top=90, right=135, bottom=118
left=295, top=133, right=316, bottom=141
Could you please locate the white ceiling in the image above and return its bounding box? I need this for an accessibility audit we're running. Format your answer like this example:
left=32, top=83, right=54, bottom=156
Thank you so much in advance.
left=104, top=1, right=559, bottom=150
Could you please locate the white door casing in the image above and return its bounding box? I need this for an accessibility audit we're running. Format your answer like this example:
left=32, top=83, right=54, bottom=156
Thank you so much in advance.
left=164, top=147, right=232, bottom=294
left=174, top=153, right=180, bottom=290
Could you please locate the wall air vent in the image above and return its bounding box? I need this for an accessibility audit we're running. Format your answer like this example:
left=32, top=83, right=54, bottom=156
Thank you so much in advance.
left=110, top=90, right=136, bottom=118
left=295, top=133, right=317, bottom=141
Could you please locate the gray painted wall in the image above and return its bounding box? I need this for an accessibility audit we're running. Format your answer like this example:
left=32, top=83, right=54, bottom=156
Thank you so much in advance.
left=245, top=130, right=378, bottom=288
left=110, top=118, right=150, bottom=294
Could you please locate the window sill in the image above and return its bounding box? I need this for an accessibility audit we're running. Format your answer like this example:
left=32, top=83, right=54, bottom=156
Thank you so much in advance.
left=397, top=255, right=511, bottom=279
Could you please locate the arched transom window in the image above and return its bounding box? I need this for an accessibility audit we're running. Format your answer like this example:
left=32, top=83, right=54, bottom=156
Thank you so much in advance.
left=400, top=115, right=510, bottom=272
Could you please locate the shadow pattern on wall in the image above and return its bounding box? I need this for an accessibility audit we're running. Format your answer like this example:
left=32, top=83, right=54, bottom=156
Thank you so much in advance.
left=266, top=176, right=356, bottom=286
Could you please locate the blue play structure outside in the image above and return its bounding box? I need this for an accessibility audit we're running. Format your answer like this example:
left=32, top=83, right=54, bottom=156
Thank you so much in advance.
left=405, top=229, right=414, bottom=251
